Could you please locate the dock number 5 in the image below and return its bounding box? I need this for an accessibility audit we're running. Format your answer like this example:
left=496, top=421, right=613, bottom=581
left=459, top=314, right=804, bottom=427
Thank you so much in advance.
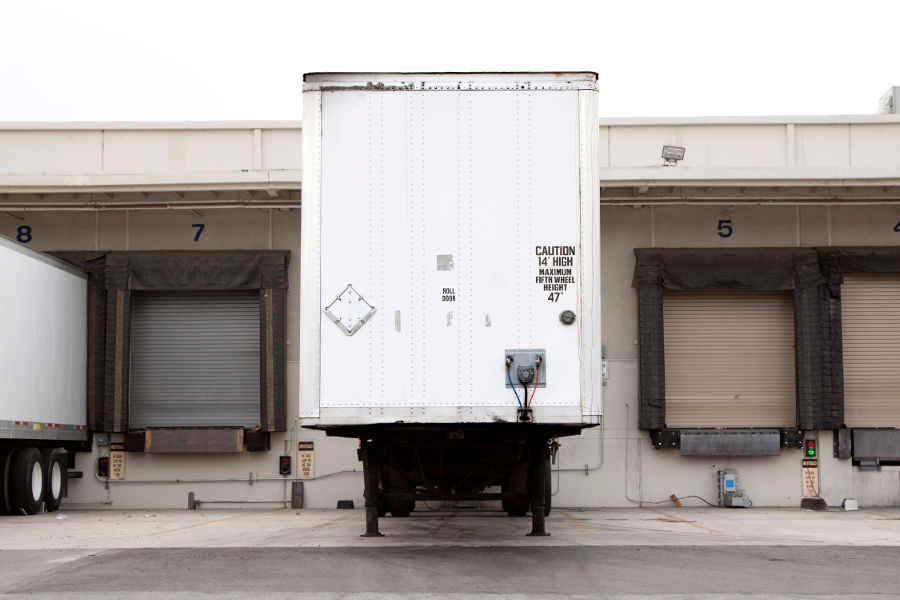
left=717, top=219, right=733, bottom=238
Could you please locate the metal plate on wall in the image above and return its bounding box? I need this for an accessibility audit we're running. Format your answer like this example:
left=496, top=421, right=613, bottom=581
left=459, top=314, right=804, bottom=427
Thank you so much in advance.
left=852, top=429, right=900, bottom=460
left=680, top=430, right=781, bottom=456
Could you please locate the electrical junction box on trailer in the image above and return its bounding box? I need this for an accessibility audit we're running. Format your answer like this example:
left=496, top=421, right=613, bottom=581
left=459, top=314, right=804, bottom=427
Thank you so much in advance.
left=505, top=349, right=546, bottom=388
left=298, top=73, right=602, bottom=426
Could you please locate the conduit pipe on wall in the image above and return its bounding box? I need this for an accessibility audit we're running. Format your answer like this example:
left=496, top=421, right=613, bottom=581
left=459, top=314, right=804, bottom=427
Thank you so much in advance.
left=602, top=200, right=900, bottom=207
left=1, top=203, right=300, bottom=211
left=553, top=414, right=606, bottom=475
left=94, top=469, right=362, bottom=485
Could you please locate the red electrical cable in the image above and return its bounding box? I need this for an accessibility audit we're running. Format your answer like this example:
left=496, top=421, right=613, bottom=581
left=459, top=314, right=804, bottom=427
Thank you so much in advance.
left=529, top=362, right=540, bottom=408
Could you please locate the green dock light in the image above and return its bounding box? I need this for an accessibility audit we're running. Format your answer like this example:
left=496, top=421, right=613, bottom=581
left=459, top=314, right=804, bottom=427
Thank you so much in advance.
left=805, top=440, right=817, bottom=458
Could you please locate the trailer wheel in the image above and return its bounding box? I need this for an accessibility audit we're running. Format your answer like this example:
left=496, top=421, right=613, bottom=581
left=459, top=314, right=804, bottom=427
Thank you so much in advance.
left=11, top=447, right=44, bottom=515
left=42, top=449, right=67, bottom=513
left=0, top=449, right=15, bottom=515
left=544, top=456, right=552, bottom=517
left=386, top=465, right=413, bottom=518
left=504, top=463, right=529, bottom=517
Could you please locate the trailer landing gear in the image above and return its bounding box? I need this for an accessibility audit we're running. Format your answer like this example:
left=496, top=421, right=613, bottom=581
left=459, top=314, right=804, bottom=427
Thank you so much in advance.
left=360, top=443, right=383, bottom=537
left=344, top=425, right=579, bottom=538
left=527, top=444, right=550, bottom=537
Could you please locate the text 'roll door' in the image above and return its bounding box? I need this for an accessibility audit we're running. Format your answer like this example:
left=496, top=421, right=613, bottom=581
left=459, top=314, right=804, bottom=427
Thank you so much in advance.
left=663, top=290, right=796, bottom=428
left=129, top=291, right=261, bottom=428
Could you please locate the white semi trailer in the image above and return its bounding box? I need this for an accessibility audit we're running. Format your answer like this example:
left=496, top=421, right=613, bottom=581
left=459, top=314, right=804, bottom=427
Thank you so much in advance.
left=299, top=73, right=602, bottom=535
left=0, top=235, right=87, bottom=515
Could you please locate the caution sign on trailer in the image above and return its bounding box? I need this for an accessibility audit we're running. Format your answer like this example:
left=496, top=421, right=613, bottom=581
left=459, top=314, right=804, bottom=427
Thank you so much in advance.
left=535, top=245, right=576, bottom=303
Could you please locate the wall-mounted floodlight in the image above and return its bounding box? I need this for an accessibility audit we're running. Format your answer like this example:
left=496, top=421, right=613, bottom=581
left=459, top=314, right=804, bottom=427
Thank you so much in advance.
left=662, top=145, right=686, bottom=166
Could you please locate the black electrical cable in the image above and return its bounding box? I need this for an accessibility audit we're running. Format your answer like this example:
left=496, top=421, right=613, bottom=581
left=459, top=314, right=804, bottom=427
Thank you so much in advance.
left=678, top=495, right=718, bottom=507
left=628, top=495, right=718, bottom=507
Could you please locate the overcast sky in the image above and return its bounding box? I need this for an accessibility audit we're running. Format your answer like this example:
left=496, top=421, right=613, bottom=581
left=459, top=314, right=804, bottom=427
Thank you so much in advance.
left=1, top=0, right=898, bottom=121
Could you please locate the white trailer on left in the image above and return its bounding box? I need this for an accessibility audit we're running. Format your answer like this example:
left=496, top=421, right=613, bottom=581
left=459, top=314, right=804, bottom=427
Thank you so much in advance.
left=0, top=234, right=87, bottom=514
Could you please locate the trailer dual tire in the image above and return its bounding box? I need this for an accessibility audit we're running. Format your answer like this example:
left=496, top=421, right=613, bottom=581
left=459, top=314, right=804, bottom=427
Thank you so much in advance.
left=503, top=463, right=529, bottom=517
left=10, top=447, right=44, bottom=515
left=543, top=456, right=552, bottom=517
left=42, top=449, right=67, bottom=513
left=0, top=449, right=15, bottom=515
left=502, top=459, right=551, bottom=517
left=386, top=465, right=414, bottom=518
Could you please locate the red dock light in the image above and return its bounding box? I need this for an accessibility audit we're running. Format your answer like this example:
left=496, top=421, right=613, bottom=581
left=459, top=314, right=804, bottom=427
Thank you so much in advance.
left=97, top=456, right=110, bottom=477
left=805, top=440, right=817, bottom=458
left=279, top=455, right=292, bottom=476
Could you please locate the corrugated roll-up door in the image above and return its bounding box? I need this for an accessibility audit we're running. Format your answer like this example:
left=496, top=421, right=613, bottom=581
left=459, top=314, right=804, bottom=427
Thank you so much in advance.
left=664, top=290, right=796, bottom=428
left=130, top=291, right=261, bottom=428
left=841, top=273, right=900, bottom=427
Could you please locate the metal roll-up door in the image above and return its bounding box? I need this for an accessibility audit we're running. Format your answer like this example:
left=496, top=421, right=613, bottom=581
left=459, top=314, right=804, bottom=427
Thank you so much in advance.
left=130, top=291, right=261, bottom=428
left=841, top=273, right=900, bottom=427
left=664, top=290, right=796, bottom=428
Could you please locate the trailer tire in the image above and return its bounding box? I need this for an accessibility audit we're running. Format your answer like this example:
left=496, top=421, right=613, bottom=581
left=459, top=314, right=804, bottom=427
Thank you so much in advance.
left=504, top=463, right=529, bottom=517
left=11, top=447, right=44, bottom=515
left=544, top=456, right=552, bottom=517
left=42, top=449, right=67, bottom=513
left=0, top=449, right=15, bottom=515
left=386, top=465, right=413, bottom=518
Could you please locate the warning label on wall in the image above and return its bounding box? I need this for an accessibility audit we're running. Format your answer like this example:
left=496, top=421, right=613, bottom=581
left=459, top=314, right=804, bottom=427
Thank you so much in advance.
left=297, top=441, right=315, bottom=478
left=801, top=458, right=818, bottom=497
left=110, top=443, right=126, bottom=481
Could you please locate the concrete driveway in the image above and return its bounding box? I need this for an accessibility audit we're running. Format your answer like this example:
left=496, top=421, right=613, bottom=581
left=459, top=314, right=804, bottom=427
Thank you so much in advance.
left=0, top=507, right=898, bottom=598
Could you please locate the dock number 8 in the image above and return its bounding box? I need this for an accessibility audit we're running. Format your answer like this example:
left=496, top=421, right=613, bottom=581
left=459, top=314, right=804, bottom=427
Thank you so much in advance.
left=16, top=225, right=32, bottom=244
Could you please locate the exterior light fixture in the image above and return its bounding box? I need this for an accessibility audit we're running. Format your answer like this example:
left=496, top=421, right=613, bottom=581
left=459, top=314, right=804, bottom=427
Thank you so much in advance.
left=662, top=145, right=686, bottom=166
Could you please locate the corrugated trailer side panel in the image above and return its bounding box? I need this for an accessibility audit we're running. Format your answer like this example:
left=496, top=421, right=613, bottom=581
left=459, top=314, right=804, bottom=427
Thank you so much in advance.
left=0, top=235, right=87, bottom=440
left=301, top=74, right=600, bottom=426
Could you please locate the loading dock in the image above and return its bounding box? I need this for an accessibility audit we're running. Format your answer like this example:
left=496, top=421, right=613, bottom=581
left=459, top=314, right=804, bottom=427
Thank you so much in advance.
left=1, top=105, right=900, bottom=512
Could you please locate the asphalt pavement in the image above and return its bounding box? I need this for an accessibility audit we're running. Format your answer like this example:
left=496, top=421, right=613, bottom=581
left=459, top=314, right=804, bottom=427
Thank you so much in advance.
left=0, top=507, right=898, bottom=599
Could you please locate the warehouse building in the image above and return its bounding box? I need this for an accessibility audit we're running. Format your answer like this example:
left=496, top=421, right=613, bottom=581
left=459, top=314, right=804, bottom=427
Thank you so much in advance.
left=1, top=86, right=899, bottom=510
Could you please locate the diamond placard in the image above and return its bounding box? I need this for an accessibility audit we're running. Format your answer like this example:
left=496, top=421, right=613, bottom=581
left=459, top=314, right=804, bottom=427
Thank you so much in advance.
left=323, top=284, right=376, bottom=336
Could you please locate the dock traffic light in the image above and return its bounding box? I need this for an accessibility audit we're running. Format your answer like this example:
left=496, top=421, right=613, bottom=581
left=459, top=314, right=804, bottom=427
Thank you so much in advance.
left=805, top=440, right=817, bottom=458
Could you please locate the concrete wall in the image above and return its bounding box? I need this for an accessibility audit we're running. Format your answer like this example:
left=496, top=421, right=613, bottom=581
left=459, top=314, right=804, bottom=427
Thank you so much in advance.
left=0, top=122, right=302, bottom=177
left=1, top=202, right=896, bottom=510
left=585, top=204, right=900, bottom=509
left=0, top=207, right=360, bottom=510
left=2, top=117, right=899, bottom=511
